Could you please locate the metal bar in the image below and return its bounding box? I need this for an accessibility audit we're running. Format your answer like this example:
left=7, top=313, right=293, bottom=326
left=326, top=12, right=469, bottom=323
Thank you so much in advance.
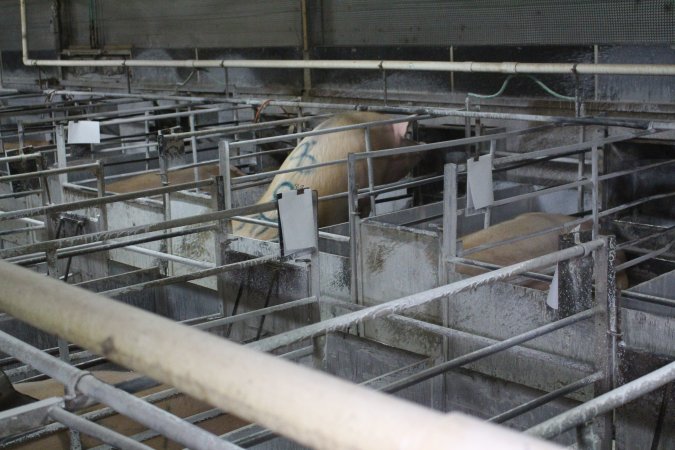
left=0, top=397, right=62, bottom=437
left=462, top=216, right=589, bottom=258
left=193, top=296, right=318, bottom=331
left=488, top=179, right=589, bottom=208
left=10, top=225, right=214, bottom=266
left=488, top=372, right=603, bottom=424
left=232, top=215, right=350, bottom=242
left=167, top=112, right=329, bottom=140
left=124, top=245, right=215, bottom=269
left=355, top=174, right=444, bottom=200
left=0, top=225, right=44, bottom=236
left=0, top=326, right=237, bottom=450
left=0, top=259, right=560, bottom=450
left=493, top=130, right=653, bottom=169
left=364, top=127, right=376, bottom=214
left=599, top=191, right=675, bottom=218
left=41, top=92, right=675, bottom=130
left=526, top=360, right=675, bottom=439
left=250, top=240, right=604, bottom=353
left=347, top=153, right=361, bottom=309
left=73, top=267, right=160, bottom=288
left=48, top=407, right=154, bottom=450
left=0, top=161, right=99, bottom=184
left=380, top=308, right=596, bottom=394
left=228, top=114, right=423, bottom=150
left=0, top=178, right=215, bottom=222
left=622, top=291, right=675, bottom=309
left=100, top=254, right=285, bottom=298
left=351, top=125, right=555, bottom=164
left=616, top=241, right=675, bottom=271
left=0, top=153, right=42, bottom=164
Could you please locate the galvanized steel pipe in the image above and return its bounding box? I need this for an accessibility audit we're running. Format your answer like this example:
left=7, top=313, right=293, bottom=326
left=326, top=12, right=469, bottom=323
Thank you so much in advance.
left=526, top=360, right=675, bottom=439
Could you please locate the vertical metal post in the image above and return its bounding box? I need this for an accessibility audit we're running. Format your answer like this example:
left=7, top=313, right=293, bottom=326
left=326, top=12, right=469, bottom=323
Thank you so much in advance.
left=95, top=160, right=108, bottom=235
left=188, top=109, right=200, bottom=191
left=483, top=139, right=495, bottom=228
left=364, top=127, right=376, bottom=215
left=441, top=163, right=458, bottom=276
left=17, top=122, right=25, bottom=149
left=449, top=46, right=455, bottom=93
left=435, top=162, right=458, bottom=414
left=55, top=124, right=68, bottom=187
left=308, top=190, right=320, bottom=301
left=213, top=175, right=230, bottom=317
left=157, top=133, right=172, bottom=277
left=218, top=140, right=233, bottom=210
left=347, top=153, right=361, bottom=308
left=0, top=122, right=4, bottom=155
left=464, top=98, right=472, bottom=158
left=382, top=70, right=388, bottom=106
left=594, top=45, right=599, bottom=101
left=591, top=145, right=600, bottom=239
left=592, top=236, right=617, bottom=450
left=297, top=107, right=304, bottom=145
left=143, top=111, right=151, bottom=171
left=577, top=127, right=586, bottom=212
left=300, top=0, right=312, bottom=97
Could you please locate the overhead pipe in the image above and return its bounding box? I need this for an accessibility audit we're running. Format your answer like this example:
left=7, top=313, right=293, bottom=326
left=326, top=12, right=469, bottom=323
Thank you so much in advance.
left=19, top=0, right=675, bottom=76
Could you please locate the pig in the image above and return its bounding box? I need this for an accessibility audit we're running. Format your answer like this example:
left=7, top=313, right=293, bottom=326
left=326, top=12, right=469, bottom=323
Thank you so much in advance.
left=1, top=370, right=247, bottom=449
left=105, top=164, right=244, bottom=194
left=459, top=212, right=628, bottom=289
left=233, top=111, right=417, bottom=240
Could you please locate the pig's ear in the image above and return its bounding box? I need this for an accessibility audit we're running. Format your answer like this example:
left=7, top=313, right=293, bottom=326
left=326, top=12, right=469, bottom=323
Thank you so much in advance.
left=392, top=121, right=409, bottom=139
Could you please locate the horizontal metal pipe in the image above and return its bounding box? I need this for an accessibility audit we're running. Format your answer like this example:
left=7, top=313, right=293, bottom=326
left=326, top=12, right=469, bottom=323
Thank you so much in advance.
left=616, top=241, right=674, bottom=271
left=7, top=341, right=327, bottom=450
left=0, top=387, right=184, bottom=448
left=488, top=372, right=604, bottom=424
left=489, top=179, right=589, bottom=208
left=11, top=225, right=214, bottom=266
left=320, top=300, right=594, bottom=374
left=0, top=178, right=215, bottom=222
left=493, top=130, right=654, bottom=169
left=232, top=215, right=350, bottom=242
left=0, top=189, right=42, bottom=200
left=380, top=308, right=597, bottom=394
left=599, top=191, right=675, bottom=218
left=73, top=267, right=161, bottom=288
left=20, top=58, right=675, bottom=77
left=0, top=258, right=561, bottom=450
left=461, top=216, right=589, bottom=257
left=0, top=225, right=44, bottom=236
left=622, top=291, right=675, bottom=309
left=250, top=240, right=604, bottom=353
left=449, top=257, right=554, bottom=283
left=526, top=360, right=675, bottom=439
left=101, top=253, right=283, bottom=298
left=0, top=153, right=42, bottom=164
left=246, top=98, right=673, bottom=130
left=169, top=113, right=331, bottom=140
left=48, top=407, right=154, bottom=450
left=228, top=114, right=424, bottom=150
left=0, top=161, right=99, bottom=184
left=0, top=326, right=235, bottom=450
left=194, top=296, right=318, bottom=331
left=124, top=245, right=215, bottom=269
